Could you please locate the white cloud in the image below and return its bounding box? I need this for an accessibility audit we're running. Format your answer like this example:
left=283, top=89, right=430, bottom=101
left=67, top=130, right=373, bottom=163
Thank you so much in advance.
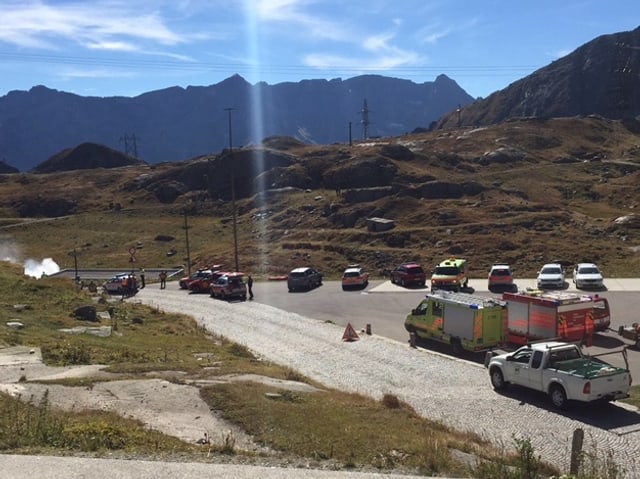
left=86, top=41, right=137, bottom=52
left=0, top=1, right=191, bottom=51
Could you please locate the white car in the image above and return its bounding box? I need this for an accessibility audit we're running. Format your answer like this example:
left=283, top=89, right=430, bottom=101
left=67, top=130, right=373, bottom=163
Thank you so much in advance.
left=536, top=263, right=565, bottom=289
left=573, top=263, right=604, bottom=289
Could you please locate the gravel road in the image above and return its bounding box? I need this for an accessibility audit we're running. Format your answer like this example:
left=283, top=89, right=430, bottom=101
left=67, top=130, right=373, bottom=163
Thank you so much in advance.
left=131, top=287, right=640, bottom=476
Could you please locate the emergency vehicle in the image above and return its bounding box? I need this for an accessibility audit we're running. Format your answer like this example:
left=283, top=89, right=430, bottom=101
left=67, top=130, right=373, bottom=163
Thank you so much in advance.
left=503, top=290, right=608, bottom=345
left=405, top=289, right=611, bottom=355
left=404, top=291, right=506, bottom=355
left=430, top=257, right=469, bottom=291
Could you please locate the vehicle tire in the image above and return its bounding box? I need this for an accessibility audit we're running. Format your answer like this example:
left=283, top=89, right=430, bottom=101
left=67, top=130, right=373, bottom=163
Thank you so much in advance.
left=242, top=294, right=247, bottom=301
left=490, top=367, right=506, bottom=391
left=192, top=285, right=200, bottom=294
left=116, top=287, right=122, bottom=294
left=549, top=384, right=568, bottom=409
left=400, top=278, right=405, bottom=287
left=220, top=291, right=226, bottom=301
left=390, top=276, right=395, bottom=284
left=451, top=338, right=463, bottom=356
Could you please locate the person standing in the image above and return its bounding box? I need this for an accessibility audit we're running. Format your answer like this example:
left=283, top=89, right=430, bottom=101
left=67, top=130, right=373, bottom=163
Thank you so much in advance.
left=247, top=274, right=254, bottom=300
left=139, top=268, right=146, bottom=288
left=159, top=270, right=167, bottom=289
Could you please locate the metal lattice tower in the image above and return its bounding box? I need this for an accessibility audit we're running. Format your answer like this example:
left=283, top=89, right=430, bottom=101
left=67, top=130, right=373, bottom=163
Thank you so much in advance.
left=360, top=99, right=370, bottom=140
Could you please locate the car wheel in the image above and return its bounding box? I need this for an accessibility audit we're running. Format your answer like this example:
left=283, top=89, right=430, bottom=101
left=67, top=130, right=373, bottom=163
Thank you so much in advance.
left=220, top=291, right=226, bottom=300
left=451, top=338, right=463, bottom=356
left=400, top=278, right=405, bottom=287
left=490, top=367, right=506, bottom=391
left=549, top=384, right=568, bottom=409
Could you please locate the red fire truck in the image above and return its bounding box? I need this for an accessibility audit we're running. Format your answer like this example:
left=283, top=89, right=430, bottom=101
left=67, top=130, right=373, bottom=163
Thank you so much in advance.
left=502, top=290, right=610, bottom=346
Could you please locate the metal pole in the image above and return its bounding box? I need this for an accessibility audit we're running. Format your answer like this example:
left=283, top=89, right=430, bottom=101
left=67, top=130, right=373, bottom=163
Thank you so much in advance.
left=183, top=210, right=191, bottom=276
left=225, top=107, right=239, bottom=272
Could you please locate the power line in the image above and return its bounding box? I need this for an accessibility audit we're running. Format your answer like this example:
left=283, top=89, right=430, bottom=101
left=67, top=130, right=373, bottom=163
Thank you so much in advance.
left=0, top=51, right=541, bottom=78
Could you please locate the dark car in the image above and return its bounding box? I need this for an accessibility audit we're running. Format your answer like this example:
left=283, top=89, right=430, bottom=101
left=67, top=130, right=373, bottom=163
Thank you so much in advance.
left=287, top=267, right=323, bottom=292
left=390, top=262, right=426, bottom=287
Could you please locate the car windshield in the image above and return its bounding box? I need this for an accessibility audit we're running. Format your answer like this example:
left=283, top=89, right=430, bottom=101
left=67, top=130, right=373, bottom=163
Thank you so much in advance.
left=541, top=267, right=562, bottom=275
left=434, top=266, right=458, bottom=275
left=578, top=267, right=599, bottom=274
left=491, top=269, right=510, bottom=276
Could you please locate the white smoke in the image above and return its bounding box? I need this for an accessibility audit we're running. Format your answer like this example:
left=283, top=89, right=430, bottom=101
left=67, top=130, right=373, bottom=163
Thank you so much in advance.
left=24, top=258, right=61, bottom=278
left=0, top=238, right=61, bottom=278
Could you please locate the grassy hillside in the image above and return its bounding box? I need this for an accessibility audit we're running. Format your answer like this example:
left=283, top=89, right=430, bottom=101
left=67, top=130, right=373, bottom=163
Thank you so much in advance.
left=1, top=116, right=639, bottom=279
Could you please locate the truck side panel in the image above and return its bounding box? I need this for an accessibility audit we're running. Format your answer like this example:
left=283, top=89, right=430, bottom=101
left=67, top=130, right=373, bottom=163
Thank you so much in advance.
left=528, top=303, right=557, bottom=339
left=442, top=305, right=475, bottom=339
left=506, top=300, right=556, bottom=344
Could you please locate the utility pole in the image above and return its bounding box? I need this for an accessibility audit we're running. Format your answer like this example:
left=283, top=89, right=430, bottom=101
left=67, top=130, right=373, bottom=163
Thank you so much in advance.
left=225, top=107, right=239, bottom=273
left=183, top=210, right=192, bottom=276
left=68, top=249, right=79, bottom=281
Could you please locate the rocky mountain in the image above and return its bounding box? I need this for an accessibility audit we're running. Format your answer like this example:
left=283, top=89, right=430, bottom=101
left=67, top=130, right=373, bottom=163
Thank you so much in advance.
left=0, top=74, right=473, bottom=172
left=438, top=25, right=640, bottom=128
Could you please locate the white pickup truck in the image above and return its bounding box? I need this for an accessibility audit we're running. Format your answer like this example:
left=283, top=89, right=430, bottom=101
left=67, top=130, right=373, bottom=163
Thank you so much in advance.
left=485, top=341, right=631, bottom=409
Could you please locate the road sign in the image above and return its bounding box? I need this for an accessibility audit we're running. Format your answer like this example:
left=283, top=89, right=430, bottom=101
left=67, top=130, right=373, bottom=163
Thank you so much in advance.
left=129, top=247, right=137, bottom=256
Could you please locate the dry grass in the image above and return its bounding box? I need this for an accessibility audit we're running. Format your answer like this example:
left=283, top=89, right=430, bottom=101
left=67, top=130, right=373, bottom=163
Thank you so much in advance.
left=0, top=117, right=638, bottom=281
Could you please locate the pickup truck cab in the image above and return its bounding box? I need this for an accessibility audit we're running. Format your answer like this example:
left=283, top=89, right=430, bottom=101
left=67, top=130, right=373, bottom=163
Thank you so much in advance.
left=485, top=341, right=631, bottom=409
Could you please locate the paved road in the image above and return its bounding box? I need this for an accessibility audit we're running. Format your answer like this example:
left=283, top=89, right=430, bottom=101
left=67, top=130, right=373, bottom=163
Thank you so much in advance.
left=246, top=277, right=640, bottom=376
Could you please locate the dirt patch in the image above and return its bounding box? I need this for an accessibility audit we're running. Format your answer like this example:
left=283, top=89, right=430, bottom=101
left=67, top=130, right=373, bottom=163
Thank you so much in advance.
left=0, top=346, right=318, bottom=451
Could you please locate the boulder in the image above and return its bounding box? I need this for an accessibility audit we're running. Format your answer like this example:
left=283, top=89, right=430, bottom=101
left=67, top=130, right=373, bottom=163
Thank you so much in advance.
left=74, top=305, right=98, bottom=322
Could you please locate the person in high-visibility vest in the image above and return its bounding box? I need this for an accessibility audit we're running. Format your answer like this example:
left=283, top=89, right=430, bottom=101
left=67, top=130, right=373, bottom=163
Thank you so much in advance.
left=557, top=315, right=567, bottom=340
left=584, top=312, right=595, bottom=347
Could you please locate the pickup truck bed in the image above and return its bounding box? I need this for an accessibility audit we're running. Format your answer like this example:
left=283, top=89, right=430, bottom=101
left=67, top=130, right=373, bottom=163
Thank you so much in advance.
left=551, top=357, right=626, bottom=379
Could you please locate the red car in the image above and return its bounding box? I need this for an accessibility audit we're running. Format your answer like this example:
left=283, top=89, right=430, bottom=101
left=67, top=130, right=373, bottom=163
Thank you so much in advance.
left=390, top=262, right=426, bottom=287
left=210, top=273, right=247, bottom=300
left=179, top=269, right=212, bottom=289
left=188, top=270, right=225, bottom=294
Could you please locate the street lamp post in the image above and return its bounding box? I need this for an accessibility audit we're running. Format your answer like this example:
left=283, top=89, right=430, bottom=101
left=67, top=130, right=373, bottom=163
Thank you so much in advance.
left=225, top=107, right=239, bottom=273
left=68, top=249, right=79, bottom=281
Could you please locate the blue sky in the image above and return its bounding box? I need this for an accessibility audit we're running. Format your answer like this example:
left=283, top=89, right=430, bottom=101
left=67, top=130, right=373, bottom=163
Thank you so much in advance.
left=0, top=0, right=638, bottom=99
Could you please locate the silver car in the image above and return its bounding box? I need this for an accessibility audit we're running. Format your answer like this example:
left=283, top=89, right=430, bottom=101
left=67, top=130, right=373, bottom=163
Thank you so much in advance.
left=536, top=263, right=565, bottom=289
left=573, top=263, right=604, bottom=289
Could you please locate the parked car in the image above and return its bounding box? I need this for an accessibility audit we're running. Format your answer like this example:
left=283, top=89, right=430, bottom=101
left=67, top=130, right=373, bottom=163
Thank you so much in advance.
left=488, top=263, right=514, bottom=291
left=390, top=262, right=426, bottom=287
left=188, top=270, right=225, bottom=294
left=210, top=273, right=247, bottom=300
left=341, top=264, right=369, bottom=290
left=102, top=273, right=137, bottom=295
left=536, top=263, right=565, bottom=289
left=573, top=263, right=604, bottom=289
left=179, top=269, right=212, bottom=289
left=287, top=267, right=323, bottom=292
